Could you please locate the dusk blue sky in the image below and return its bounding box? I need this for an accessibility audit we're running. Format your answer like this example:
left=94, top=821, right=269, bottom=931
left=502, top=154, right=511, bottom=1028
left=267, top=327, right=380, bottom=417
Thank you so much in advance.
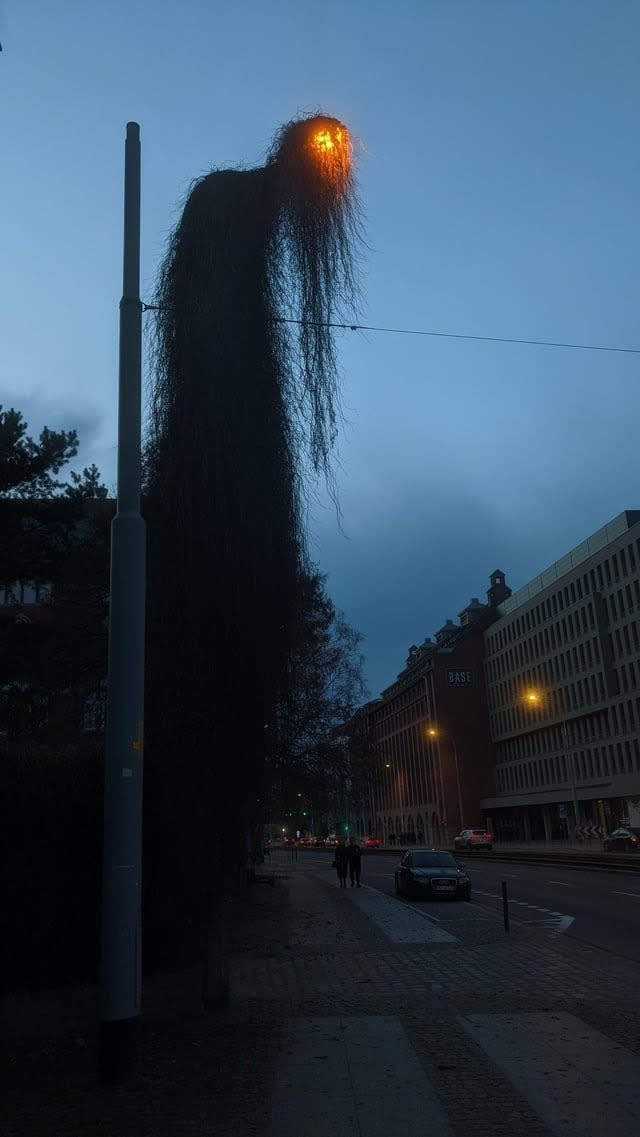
left=2, top=1, right=639, bottom=697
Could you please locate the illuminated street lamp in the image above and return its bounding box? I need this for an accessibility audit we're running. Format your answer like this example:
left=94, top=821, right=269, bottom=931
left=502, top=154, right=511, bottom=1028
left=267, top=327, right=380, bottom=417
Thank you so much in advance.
left=523, top=688, right=579, bottom=830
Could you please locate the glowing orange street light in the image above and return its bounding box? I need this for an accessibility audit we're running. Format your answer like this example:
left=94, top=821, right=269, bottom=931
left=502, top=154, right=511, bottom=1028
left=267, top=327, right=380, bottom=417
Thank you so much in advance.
left=307, top=117, right=352, bottom=190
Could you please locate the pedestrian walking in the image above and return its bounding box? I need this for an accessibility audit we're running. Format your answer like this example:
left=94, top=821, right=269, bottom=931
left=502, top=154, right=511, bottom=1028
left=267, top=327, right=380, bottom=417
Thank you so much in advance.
left=333, top=840, right=348, bottom=888
left=346, top=838, right=362, bottom=887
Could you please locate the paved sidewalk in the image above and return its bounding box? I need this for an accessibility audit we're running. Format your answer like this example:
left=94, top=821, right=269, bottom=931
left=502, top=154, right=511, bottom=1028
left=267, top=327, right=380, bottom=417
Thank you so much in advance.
left=231, top=853, right=640, bottom=1137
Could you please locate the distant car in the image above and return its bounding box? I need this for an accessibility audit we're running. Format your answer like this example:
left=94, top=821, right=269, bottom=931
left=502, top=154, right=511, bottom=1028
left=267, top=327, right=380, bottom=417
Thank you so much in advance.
left=362, top=836, right=381, bottom=849
left=602, top=827, right=640, bottom=852
left=284, top=836, right=296, bottom=845
left=313, top=836, right=326, bottom=847
left=325, top=836, right=339, bottom=847
left=394, top=849, right=471, bottom=901
left=454, top=828, right=493, bottom=851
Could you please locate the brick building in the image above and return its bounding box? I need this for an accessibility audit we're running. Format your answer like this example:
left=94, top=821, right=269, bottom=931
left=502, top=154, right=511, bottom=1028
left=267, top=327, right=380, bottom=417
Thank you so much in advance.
left=367, top=571, right=510, bottom=845
left=481, top=511, right=640, bottom=841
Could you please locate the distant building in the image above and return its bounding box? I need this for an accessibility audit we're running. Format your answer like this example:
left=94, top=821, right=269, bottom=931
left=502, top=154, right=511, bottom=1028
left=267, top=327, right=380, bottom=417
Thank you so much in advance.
left=482, top=511, right=640, bottom=839
left=366, top=571, right=510, bottom=846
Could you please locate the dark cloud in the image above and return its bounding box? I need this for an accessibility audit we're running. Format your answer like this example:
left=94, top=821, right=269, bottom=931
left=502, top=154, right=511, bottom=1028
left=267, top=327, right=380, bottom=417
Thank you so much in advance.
left=312, top=453, right=638, bottom=699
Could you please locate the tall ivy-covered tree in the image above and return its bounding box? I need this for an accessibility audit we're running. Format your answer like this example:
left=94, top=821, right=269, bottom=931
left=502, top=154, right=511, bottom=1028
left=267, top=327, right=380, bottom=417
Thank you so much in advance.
left=144, top=113, right=361, bottom=955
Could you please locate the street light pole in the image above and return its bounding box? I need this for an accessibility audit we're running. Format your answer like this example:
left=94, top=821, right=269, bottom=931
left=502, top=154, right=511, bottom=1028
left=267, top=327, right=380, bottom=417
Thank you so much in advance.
left=452, top=739, right=464, bottom=830
left=562, top=719, right=580, bottom=832
left=427, top=728, right=448, bottom=841
left=99, top=122, right=146, bottom=1084
left=524, top=689, right=579, bottom=837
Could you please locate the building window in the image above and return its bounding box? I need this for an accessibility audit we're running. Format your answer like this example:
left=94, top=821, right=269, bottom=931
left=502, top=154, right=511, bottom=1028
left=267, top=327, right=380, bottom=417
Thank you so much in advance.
left=612, top=554, right=619, bottom=581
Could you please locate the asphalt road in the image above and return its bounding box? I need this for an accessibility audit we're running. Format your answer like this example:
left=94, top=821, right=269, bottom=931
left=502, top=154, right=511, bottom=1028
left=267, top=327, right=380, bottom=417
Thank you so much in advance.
left=289, top=849, right=640, bottom=962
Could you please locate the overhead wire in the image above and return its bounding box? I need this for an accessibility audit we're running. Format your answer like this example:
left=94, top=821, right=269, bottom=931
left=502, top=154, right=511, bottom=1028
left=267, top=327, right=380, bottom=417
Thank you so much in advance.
left=141, top=305, right=639, bottom=355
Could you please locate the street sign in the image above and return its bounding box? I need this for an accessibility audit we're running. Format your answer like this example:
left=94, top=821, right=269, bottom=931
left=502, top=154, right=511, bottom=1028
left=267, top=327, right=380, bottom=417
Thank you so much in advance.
left=558, top=804, right=568, bottom=818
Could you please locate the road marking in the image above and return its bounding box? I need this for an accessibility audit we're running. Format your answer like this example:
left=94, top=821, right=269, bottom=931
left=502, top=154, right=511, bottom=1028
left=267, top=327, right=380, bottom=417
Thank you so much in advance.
left=461, top=1011, right=640, bottom=1134
left=613, top=890, right=640, bottom=899
left=548, top=880, right=571, bottom=886
left=473, top=891, right=574, bottom=935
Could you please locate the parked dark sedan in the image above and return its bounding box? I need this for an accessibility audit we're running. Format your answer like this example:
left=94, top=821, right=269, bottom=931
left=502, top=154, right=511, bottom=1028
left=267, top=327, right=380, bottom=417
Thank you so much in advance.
left=394, top=849, right=471, bottom=901
left=602, top=827, right=640, bottom=852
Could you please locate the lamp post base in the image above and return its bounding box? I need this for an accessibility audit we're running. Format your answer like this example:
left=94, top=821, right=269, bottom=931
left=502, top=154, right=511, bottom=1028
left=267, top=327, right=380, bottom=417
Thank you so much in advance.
left=99, top=1017, right=138, bottom=1085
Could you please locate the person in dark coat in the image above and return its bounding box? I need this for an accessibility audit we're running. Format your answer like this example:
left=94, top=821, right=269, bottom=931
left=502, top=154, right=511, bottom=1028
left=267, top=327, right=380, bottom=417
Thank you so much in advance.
left=346, top=838, right=362, bottom=887
left=333, top=841, right=348, bottom=887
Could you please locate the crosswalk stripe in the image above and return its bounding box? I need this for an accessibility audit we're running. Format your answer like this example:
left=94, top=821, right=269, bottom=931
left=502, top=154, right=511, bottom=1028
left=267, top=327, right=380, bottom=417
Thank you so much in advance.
left=461, top=1011, right=640, bottom=1133
left=269, top=1016, right=452, bottom=1137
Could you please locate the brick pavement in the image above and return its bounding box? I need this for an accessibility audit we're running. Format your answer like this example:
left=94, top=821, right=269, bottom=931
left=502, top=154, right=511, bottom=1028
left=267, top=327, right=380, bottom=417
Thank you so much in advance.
left=230, top=856, right=640, bottom=1136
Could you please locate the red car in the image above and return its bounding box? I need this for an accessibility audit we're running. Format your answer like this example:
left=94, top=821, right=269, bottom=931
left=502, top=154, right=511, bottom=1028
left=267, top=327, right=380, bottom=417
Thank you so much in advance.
left=362, top=836, right=381, bottom=849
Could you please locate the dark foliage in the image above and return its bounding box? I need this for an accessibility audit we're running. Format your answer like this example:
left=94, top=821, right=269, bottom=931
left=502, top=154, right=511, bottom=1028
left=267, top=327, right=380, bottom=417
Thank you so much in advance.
left=0, top=497, right=112, bottom=742
left=3, top=748, right=103, bottom=990
left=0, top=405, right=79, bottom=498
left=268, top=569, right=369, bottom=824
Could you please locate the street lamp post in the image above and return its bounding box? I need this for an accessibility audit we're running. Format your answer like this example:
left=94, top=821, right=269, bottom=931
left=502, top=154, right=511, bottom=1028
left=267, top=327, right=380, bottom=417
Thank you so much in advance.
left=562, top=719, right=580, bottom=831
left=451, top=738, right=464, bottom=831
left=524, top=690, right=580, bottom=834
left=428, top=727, right=464, bottom=833
left=100, top=122, right=146, bottom=1083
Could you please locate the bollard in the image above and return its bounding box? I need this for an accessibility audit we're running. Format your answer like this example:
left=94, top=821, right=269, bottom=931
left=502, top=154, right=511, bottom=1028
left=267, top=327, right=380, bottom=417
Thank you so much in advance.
left=502, top=880, right=510, bottom=933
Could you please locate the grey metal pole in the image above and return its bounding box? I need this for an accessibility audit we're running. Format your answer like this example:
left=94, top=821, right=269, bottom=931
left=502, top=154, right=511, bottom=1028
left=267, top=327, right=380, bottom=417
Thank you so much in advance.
left=501, top=880, right=510, bottom=933
left=562, top=720, right=580, bottom=832
left=435, top=736, right=447, bottom=832
left=452, top=740, right=464, bottom=830
left=99, top=121, right=146, bottom=1084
